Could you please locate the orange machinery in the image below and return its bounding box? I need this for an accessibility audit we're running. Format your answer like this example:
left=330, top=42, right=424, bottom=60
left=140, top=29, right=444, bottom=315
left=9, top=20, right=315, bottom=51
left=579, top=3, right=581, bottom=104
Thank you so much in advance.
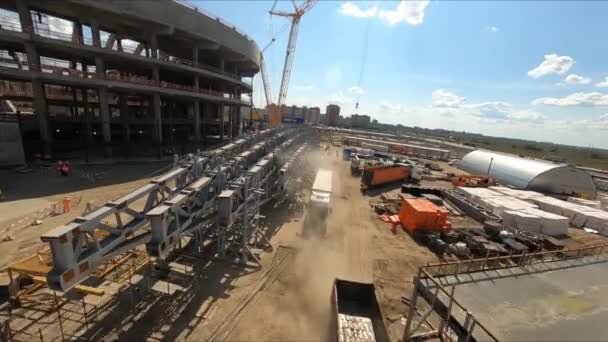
left=451, top=175, right=495, bottom=187
left=361, top=164, right=411, bottom=191
left=398, top=198, right=451, bottom=234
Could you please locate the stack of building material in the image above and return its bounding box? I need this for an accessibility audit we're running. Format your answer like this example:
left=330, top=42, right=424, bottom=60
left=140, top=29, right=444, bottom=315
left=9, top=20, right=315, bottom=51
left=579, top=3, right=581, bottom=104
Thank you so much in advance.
left=526, top=208, right=570, bottom=236
left=568, top=197, right=602, bottom=210
left=481, top=197, right=537, bottom=216
left=456, top=187, right=503, bottom=206
left=338, top=314, right=376, bottom=342
left=530, top=196, right=608, bottom=235
left=502, top=208, right=568, bottom=236
left=489, top=186, right=544, bottom=200
left=600, top=193, right=608, bottom=210
left=502, top=210, right=541, bottom=233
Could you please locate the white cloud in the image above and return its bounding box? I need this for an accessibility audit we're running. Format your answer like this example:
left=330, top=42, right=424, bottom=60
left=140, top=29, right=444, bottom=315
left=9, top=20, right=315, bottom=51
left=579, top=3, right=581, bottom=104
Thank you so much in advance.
left=507, top=110, right=546, bottom=123
left=339, top=2, right=378, bottom=18
left=431, top=89, right=465, bottom=108
left=595, top=77, right=608, bottom=88
left=486, top=26, right=499, bottom=33
left=564, top=74, right=591, bottom=85
left=532, top=92, right=608, bottom=106
left=527, top=54, right=575, bottom=79
left=468, top=101, right=511, bottom=119
left=327, top=91, right=350, bottom=106
left=379, top=101, right=405, bottom=114
left=379, top=0, right=430, bottom=26
left=349, top=86, right=365, bottom=96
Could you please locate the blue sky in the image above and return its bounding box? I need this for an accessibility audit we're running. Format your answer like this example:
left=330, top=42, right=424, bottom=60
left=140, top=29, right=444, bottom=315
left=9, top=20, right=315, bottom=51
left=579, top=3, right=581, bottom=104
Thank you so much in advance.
left=197, top=1, right=608, bottom=148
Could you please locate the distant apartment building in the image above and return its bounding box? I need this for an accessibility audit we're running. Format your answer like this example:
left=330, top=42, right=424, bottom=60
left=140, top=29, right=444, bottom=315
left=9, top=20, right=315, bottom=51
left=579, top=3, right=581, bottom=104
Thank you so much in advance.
left=326, top=104, right=340, bottom=127
left=351, top=114, right=371, bottom=128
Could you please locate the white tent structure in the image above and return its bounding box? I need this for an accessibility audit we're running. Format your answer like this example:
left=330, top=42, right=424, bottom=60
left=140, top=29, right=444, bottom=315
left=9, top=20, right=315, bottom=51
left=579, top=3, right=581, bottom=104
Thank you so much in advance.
left=458, top=150, right=597, bottom=198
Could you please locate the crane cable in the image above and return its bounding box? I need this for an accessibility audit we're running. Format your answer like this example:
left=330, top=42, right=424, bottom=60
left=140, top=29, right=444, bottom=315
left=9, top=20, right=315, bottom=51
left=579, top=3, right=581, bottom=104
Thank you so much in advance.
left=355, top=15, right=372, bottom=110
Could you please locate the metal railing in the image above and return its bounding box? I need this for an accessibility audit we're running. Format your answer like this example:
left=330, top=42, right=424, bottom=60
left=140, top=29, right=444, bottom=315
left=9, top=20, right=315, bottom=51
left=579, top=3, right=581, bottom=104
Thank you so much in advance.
left=404, top=243, right=608, bottom=341
left=0, top=63, right=248, bottom=103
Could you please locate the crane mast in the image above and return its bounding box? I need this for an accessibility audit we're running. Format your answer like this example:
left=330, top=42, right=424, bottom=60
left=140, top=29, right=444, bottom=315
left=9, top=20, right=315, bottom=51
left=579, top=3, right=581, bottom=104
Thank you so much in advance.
left=265, top=0, right=317, bottom=127
left=277, top=16, right=300, bottom=108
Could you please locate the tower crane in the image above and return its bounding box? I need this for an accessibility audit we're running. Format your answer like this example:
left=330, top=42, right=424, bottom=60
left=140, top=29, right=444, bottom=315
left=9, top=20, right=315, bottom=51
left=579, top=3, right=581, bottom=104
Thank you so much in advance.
left=262, top=0, right=318, bottom=127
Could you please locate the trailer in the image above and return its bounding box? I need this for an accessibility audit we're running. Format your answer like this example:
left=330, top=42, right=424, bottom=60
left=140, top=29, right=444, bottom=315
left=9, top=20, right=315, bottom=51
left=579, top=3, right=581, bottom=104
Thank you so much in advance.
left=331, top=279, right=389, bottom=342
left=361, top=164, right=411, bottom=192
left=303, top=169, right=333, bottom=236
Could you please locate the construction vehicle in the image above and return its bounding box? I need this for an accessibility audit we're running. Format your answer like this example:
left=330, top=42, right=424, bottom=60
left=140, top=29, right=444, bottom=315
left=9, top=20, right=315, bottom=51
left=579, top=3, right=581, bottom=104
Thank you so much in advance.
left=360, top=164, right=411, bottom=192
left=399, top=198, right=452, bottom=235
left=350, top=154, right=363, bottom=176
left=263, top=0, right=318, bottom=127
left=451, top=175, right=495, bottom=187
left=303, top=169, right=332, bottom=236
left=331, top=278, right=389, bottom=342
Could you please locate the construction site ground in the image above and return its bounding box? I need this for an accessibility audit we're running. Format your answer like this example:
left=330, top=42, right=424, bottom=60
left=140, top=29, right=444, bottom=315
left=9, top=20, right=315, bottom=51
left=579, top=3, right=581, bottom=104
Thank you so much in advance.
left=0, top=162, right=170, bottom=270
left=3, top=145, right=608, bottom=341
left=188, top=146, right=439, bottom=341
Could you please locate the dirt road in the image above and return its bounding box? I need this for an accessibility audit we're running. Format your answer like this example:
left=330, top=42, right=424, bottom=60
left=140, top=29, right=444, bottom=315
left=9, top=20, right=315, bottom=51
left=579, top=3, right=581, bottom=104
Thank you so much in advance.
left=223, top=147, right=437, bottom=341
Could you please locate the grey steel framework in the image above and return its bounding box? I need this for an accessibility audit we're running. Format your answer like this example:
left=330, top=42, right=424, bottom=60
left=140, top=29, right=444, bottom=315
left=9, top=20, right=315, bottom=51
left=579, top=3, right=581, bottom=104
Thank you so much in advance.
left=42, top=127, right=313, bottom=291
left=458, top=150, right=597, bottom=198
left=0, top=0, right=261, bottom=158
left=402, top=244, right=608, bottom=341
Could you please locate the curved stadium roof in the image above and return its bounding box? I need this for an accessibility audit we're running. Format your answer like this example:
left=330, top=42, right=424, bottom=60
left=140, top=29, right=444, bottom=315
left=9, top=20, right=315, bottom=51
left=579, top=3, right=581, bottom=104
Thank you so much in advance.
left=458, top=150, right=597, bottom=198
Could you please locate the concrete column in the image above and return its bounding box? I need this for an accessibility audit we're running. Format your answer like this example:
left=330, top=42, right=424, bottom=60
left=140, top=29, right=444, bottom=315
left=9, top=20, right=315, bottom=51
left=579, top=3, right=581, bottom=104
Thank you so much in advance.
left=228, top=105, right=233, bottom=140
left=119, top=95, right=130, bottom=143
left=15, top=0, right=33, bottom=33
left=202, top=102, right=207, bottom=146
left=219, top=58, right=225, bottom=72
left=218, top=103, right=224, bottom=141
left=98, top=87, right=112, bottom=156
left=72, top=21, right=83, bottom=45
left=193, top=101, right=201, bottom=141
left=116, top=38, right=123, bottom=52
left=152, top=66, right=160, bottom=82
left=81, top=87, right=93, bottom=144
left=192, top=46, right=199, bottom=67
left=94, top=42, right=105, bottom=80
left=150, top=34, right=158, bottom=59
left=90, top=19, right=101, bottom=48
left=32, top=80, right=51, bottom=156
left=153, top=94, right=162, bottom=143
left=24, top=42, right=39, bottom=72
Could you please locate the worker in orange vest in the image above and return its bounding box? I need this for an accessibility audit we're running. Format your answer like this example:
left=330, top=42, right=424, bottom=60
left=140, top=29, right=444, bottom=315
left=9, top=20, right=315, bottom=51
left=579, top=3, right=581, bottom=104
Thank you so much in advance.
left=63, top=195, right=71, bottom=213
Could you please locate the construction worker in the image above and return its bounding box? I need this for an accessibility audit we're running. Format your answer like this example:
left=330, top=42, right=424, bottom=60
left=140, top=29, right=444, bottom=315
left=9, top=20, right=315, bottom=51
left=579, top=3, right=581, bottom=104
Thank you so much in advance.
left=63, top=195, right=71, bottom=213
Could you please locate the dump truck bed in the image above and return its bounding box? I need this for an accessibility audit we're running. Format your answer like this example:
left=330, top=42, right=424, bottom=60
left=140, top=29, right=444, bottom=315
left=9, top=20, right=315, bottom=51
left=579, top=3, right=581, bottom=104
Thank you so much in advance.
left=331, top=279, right=388, bottom=342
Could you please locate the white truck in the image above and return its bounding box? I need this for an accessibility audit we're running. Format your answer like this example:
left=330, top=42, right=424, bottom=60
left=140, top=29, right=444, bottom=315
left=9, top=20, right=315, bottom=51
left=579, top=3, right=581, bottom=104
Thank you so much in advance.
left=304, top=169, right=333, bottom=236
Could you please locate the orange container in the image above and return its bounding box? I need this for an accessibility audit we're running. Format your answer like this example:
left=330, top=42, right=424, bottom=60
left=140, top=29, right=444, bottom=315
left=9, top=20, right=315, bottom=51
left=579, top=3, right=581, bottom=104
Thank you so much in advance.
left=398, top=198, right=451, bottom=234
left=361, top=165, right=410, bottom=188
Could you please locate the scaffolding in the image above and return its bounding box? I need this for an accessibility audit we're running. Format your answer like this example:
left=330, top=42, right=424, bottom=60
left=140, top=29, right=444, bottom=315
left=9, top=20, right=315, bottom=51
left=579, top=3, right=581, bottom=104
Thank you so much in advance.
left=402, top=243, right=608, bottom=341
left=2, top=127, right=314, bottom=342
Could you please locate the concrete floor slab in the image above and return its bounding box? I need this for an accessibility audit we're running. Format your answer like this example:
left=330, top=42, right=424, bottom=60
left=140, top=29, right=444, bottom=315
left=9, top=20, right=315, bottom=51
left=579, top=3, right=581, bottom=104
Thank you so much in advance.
left=441, top=260, right=608, bottom=341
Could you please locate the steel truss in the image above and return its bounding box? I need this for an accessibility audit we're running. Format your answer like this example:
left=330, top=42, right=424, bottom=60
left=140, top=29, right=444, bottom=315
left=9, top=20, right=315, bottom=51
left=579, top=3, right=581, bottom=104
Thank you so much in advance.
left=42, top=128, right=312, bottom=291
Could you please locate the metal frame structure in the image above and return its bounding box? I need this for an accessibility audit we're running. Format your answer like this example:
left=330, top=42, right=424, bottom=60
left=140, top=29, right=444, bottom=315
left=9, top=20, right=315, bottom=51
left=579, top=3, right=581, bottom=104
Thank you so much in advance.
left=41, top=127, right=312, bottom=291
left=402, top=244, right=608, bottom=341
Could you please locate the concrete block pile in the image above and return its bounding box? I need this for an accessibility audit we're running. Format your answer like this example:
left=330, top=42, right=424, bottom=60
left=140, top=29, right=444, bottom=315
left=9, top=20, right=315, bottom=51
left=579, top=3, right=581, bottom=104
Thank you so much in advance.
left=531, top=196, right=608, bottom=235
left=567, top=197, right=602, bottom=210
left=457, top=187, right=569, bottom=236
left=489, top=186, right=544, bottom=200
